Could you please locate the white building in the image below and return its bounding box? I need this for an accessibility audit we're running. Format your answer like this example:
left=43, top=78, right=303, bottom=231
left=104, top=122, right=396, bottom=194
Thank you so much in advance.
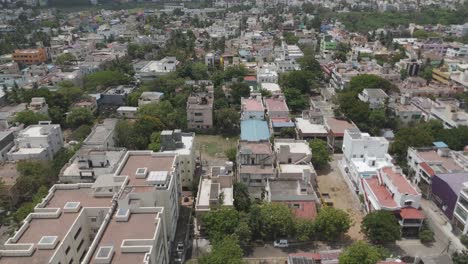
left=358, top=88, right=389, bottom=109
left=341, top=128, right=392, bottom=193
left=159, top=130, right=196, bottom=190
left=117, top=106, right=138, bottom=119
left=134, top=57, right=179, bottom=81
left=257, top=67, right=278, bottom=84
left=8, top=121, right=63, bottom=161
left=138, top=91, right=164, bottom=107
left=195, top=164, right=234, bottom=229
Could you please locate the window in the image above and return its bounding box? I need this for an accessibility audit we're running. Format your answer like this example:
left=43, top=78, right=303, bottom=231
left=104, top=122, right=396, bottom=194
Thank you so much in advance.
left=77, top=239, right=84, bottom=252
left=404, top=201, right=412, bottom=206
left=65, top=246, right=71, bottom=255
left=74, top=227, right=81, bottom=240
left=89, top=217, right=97, bottom=222
left=68, top=258, right=74, bottom=264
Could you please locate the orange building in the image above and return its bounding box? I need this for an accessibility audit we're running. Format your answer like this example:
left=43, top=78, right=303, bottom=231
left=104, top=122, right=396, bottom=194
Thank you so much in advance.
left=12, top=48, right=47, bottom=65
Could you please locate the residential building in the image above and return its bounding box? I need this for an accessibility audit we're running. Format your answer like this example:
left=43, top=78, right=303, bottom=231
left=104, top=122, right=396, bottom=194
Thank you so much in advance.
left=358, top=88, right=389, bottom=109
left=134, top=57, right=179, bottom=81
left=362, top=166, right=424, bottom=235
left=450, top=176, right=468, bottom=235
left=12, top=48, right=48, bottom=65
left=59, top=148, right=126, bottom=183
left=266, top=179, right=319, bottom=219
left=429, top=98, right=468, bottom=128
left=274, top=139, right=312, bottom=165
left=294, top=118, right=328, bottom=140
left=0, top=131, right=14, bottom=162
left=138, top=91, right=164, bottom=107
left=432, top=172, right=468, bottom=224
left=82, top=118, right=117, bottom=150
left=256, top=67, right=278, bottom=84
left=0, top=174, right=170, bottom=264
left=325, top=117, right=357, bottom=153
left=186, top=90, right=214, bottom=130
left=159, top=130, right=195, bottom=190
left=100, top=85, right=135, bottom=107
left=237, top=141, right=275, bottom=197
left=195, top=164, right=234, bottom=229
left=287, top=251, right=341, bottom=264
left=407, top=142, right=468, bottom=197
left=394, top=94, right=423, bottom=124
left=341, top=128, right=393, bottom=193
left=8, top=121, right=63, bottom=161
left=114, top=151, right=181, bottom=247
left=240, top=119, right=270, bottom=142
left=264, top=94, right=289, bottom=119
left=117, top=106, right=138, bottom=119
left=241, top=94, right=264, bottom=120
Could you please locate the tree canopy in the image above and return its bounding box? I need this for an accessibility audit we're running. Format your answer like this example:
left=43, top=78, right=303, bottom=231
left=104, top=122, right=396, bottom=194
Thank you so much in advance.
left=361, top=210, right=401, bottom=244
left=314, top=207, right=351, bottom=241
left=309, top=139, right=330, bottom=170
left=339, top=241, right=384, bottom=264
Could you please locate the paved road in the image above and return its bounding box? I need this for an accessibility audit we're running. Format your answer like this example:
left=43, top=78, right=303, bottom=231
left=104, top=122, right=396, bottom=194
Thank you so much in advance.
left=420, top=199, right=465, bottom=253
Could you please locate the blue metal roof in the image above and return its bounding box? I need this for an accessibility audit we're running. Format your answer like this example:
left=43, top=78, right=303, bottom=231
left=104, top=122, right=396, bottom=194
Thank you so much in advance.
left=433, top=141, right=448, bottom=148
left=272, top=121, right=295, bottom=128
left=241, top=120, right=270, bottom=141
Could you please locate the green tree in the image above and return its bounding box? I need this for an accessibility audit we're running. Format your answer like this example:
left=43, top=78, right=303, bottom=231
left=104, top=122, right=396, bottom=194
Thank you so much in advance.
left=283, top=88, right=309, bottom=112
left=202, top=208, right=240, bottom=240
left=148, top=132, right=161, bottom=152
left=339, top=241, right=383, bottom=264
left=55, top=53, right=76, bottom=66
left=84, top=70, right=131, bottom=92
left=419, top=228, right=434, bottom=243
left=230, top=82, right=250, bottom=104
left=224, top=65, right=248, bottom=81
left=258, top=203, right=295, bottom=240
left=14, top=110, right=50, bottom=126
left=420, top=66, right=433, bottom=84
left=361, top=210, right=401, bottom=244
left=225, top=147, right=237, bottom=162
left=71, top=124, right=92, bottom=141
left=295, top=218, right=315, bottom=241
left=314, top=207, right=351, bottom=241
left=66, top=108, right=94, bottom=128
left=453, top=250, right=468, bottom=264
left=279, top=127, right=296, bottom=138
left=461, top=235, right=468, bottom=248
left=233, top=182, right=250, bottom=212
left=348, top=74, right=397, bottom=94
left=280, top=70, right=319, bottom=94
left=215, top=108, right=240, bottom=136
left=309, top=139, right=331, bottom=170
left=57, top=84, right=83, bottom=103
left=199, top=235, right=243, bottom=264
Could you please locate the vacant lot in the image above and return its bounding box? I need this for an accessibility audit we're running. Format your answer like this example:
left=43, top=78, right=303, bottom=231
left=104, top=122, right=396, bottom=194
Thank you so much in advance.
left=194, top=135, right=238, bottom=166
left=316, top=155, right=365, bottom=241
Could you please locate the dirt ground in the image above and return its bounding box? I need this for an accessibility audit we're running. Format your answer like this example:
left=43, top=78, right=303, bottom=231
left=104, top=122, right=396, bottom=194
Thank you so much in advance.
left=316, top=156, right=365, bottom=241
left=193, top=135, right=238, bottom=166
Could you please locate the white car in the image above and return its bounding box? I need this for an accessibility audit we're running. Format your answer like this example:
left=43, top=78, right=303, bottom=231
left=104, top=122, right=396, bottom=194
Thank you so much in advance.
left=273, top=239, right=289, bottom=248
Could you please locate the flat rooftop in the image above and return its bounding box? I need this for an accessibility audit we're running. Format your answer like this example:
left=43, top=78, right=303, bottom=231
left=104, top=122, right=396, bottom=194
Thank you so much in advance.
left=116, top=152, right=176, bottom=186
left=325, top=117, right=356, bottom=135
left=84, top=119, right=117, bottom=146
left=265, top=97, right=289, bottom=112
left=61, top=149, right=126, bottom=177
left=238, top=141, right=272, bottom=155
left=274, top=139, right=311, bottom=155
left=295, top=118, right=328, bottom=135
left=242, top=98, right=264, bottom=112
left=1, top=187, right=114, bottom=264
left=240, top=120, right=270, bottom=141
left=90, top=210, right=160, bottom=264
left=161, top=134, right=194, bottom=156
left=268, top=180, right=317, bottom=201
left=416, top=149, right=463, bottom=172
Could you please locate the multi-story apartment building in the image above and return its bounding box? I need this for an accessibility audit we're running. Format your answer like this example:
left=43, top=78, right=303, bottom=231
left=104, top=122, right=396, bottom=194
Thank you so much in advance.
left=186, top=90, right=214, bottom=130
left=0, top=175, right=170, bottom=264
left=12, top=48, right=48, bottom=65
left=407, top=142, right=468, bottom=197
left=159, top=130, right=195, bottom=190
left=341, top=128, right=393, bottom=193
left=114, top=151, right=180, bottom=247
left=133, top=57, right=179, bottom=81
left=358, top=89, right=389, bottom=109
left=8, top=121, right=63, bottom=161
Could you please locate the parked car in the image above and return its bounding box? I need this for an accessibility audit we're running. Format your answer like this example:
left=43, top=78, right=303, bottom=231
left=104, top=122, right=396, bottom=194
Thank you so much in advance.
left=273, top=239, right=289, bottom=248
